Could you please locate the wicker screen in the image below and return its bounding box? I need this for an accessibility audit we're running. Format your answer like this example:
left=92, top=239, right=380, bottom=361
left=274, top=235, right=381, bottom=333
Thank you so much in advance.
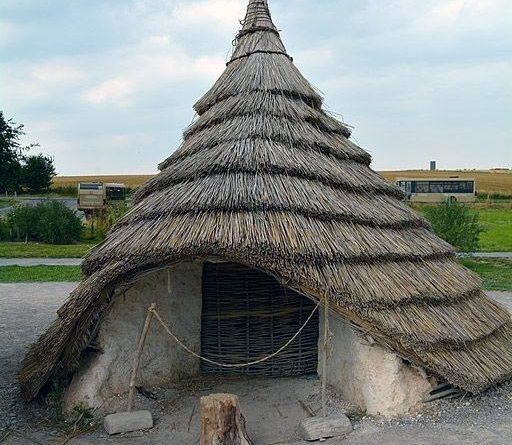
left=201, top=262, right=319, bottom=376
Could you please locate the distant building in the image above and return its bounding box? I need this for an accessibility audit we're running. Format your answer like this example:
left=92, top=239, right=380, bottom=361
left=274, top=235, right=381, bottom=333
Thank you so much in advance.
left=430, top=161, right=437, bottom=171
left=396, top=177, right=476, bottom=203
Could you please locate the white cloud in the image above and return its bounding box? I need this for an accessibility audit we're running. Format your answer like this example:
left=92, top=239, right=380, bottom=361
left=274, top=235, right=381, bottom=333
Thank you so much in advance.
left=0, top=20, right=25, bottom=46
left=174, top=0, right=245, bottom=30
left=83, top=77, right=135, bottom=106
left=32, top=62, right=85, bottom=84
left=1, top=59, right=86, bottom=104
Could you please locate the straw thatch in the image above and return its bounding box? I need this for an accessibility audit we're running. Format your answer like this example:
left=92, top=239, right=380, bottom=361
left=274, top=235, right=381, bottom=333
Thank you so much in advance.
left=19, top=0, right=512, bottom=400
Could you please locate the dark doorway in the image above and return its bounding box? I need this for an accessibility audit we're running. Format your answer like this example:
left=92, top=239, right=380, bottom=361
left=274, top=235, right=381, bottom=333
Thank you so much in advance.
left=201, top=262, right=319, bottom=376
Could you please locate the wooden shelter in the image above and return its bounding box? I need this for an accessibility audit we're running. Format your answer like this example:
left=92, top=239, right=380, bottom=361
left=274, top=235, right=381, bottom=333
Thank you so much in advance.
left=19, top=0, right=512, bottom=409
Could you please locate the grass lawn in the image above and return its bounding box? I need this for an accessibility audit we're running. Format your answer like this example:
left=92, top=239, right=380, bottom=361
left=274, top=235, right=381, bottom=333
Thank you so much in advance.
left=413, top=203, right=512, bottom=252
left=460, top=258, right=512, bottom=291
left=0, top=242, right=94, bottom=258
left=0, top=265, right=82, bottom=282
left=477, top=207, right=512, bottom=252
left=0, top=199, right=16, bottom=209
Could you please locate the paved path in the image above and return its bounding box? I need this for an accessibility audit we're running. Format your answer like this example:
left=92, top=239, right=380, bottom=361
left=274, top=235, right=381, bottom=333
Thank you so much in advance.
left=458, top=252, right=512, bottom=259
left=488, top=291, right=512, bottom=311
left=0, top=258, right=82, bottom=266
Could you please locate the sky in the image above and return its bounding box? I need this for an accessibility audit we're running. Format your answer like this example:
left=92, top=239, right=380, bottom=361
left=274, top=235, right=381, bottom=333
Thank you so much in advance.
left=0, top=0, right=511, bottom=175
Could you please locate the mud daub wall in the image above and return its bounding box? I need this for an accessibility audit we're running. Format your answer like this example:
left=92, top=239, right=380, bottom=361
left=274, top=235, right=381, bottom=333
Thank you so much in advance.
left=65, top=261, right=203, bottom=409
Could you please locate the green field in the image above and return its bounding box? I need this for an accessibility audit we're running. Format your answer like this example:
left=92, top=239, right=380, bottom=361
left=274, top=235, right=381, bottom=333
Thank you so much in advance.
left=0, top=199, right=15, bottom=209
left=460, top=259, right=512, bottom=291
left=0, top=242, right=94, bottom=258
left=477, top=207, right=512, bottom=252
left=413, top=203, right=512, bottom=252
left=0, top=265, right=82, bottom=282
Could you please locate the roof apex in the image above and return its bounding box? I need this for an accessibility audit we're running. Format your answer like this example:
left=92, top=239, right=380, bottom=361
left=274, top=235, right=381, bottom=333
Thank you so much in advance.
left=229, top=0, right=288, bottom=63
left=242, top=0, right=277, bottom=31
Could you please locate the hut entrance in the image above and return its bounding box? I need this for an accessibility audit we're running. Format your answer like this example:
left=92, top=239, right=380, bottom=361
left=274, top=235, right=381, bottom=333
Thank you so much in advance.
left=201, top=262, right=319, bottom=376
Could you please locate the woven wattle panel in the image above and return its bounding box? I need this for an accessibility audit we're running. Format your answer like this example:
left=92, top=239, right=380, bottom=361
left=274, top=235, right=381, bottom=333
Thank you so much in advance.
left=201, top=262, right=319, bottom=376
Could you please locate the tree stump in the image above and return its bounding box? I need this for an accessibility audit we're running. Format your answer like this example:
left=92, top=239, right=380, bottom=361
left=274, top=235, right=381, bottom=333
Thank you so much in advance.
left=200, top=393, right=253, bottom=445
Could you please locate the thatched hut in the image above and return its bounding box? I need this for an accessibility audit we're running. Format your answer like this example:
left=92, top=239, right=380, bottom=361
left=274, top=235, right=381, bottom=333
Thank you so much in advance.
left=19, top=0, right=512, bottom=417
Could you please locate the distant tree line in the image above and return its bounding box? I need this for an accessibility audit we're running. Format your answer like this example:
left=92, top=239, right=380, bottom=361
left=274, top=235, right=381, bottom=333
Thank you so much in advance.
left=0, top=111, right=56, bottom=194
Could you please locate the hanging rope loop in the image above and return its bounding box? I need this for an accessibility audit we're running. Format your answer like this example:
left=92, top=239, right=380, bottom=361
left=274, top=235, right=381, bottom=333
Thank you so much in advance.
left=148, top=302, right=320, bottom=369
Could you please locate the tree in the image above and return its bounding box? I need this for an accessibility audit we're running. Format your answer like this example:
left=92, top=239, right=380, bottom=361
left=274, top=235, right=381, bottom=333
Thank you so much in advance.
left=21, top=154, right=56, bottom=193
left=424, top=200, right=484, bottom=252
left=0, top=111, right=28, bottom=193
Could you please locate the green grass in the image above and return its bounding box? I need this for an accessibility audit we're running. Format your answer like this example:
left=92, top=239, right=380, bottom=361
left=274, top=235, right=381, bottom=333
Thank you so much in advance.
left=460, top=258, right=512, bottom=291
left=413, top=203, right=512, bottom=252
left=0, top=199, right=15, bottom=209
left=0, top=242, right=94, bottom=258
left=0, top=265, right=82, bottom=282
left=477, top=208, right=512, bottom=252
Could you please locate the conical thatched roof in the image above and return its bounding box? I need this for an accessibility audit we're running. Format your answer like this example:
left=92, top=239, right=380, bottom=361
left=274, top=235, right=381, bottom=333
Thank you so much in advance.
left=19, top=0, right=512, bottom=400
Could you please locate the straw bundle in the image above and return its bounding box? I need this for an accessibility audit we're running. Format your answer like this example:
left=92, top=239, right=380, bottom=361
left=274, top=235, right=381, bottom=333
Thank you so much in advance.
left=19, top=0, right=512, bottom=400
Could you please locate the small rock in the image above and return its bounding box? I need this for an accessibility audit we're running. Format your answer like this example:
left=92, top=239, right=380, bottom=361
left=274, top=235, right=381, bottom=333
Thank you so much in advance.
left=300, top=415, right=353, bottom=441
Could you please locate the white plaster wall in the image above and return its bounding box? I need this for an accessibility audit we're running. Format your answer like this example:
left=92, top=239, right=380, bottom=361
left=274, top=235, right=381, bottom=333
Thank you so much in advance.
left=318, top=311, right=432, bottom=418
left=65, top=261, right=203, bottom=410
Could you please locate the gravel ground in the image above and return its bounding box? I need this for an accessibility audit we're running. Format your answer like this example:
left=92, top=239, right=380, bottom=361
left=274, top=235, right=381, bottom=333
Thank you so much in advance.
left=1, top=283, right=511, bottom=445
left=0, top=282, right=76, bottom=432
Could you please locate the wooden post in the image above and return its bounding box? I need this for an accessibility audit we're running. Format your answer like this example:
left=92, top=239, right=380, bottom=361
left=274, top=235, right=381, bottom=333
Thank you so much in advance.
left=200, top=394, right=253, bottom=445
left=127, top=303, right=156, bottom=412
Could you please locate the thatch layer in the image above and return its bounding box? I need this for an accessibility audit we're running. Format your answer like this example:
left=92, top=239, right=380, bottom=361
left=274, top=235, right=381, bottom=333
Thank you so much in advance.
left=158, top=113, right=371, bottom=172
left=19, top=0, right=512, bottom=400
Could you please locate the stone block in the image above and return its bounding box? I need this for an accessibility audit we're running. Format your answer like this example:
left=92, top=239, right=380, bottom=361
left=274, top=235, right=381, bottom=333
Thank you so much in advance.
left=300, top=414, right=353, bottom=441
left=103, top=410, right=153, bottom=435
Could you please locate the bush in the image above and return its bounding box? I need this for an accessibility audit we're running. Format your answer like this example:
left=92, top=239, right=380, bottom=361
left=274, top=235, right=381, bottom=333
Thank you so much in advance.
left=0, top=218, right=10, bottom=241
left=7, top=204, right=38, bottom=241
left=7, top=200, right=83, bottom=244
left=36, top=200, right=83, bottom=244
left=424, top=201, right=483, bottom=252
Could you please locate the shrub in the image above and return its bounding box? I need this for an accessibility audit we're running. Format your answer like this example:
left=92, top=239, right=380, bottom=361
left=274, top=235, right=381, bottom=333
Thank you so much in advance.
left=36, top=200, right=83, bottom=244
left=0, top=218, right=10, bottom=241
left=424, top=201, right=483, bottom=252
left=7, top=200, right=83, bottom=244
left=7, top=204, right=38, bottom=241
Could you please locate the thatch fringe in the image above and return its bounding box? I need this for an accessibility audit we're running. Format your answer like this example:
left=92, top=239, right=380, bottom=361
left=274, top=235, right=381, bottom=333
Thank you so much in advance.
left=158, top=113, right=370, bottom=172
left=131, top=175, right=415, bottom=228
left=137, top=143, right=397, bottom=204
left=82, top=212, right=452, bottom=274
left=185, top=91, right=351, bottom=139
left=194, top=55, right=322, bottom=115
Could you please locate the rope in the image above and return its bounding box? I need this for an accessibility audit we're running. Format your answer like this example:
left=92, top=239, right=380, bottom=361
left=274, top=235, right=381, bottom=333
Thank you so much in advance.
left=227, top=50, right=292, bottom=66
left=149, top=301, right=320, bottom=368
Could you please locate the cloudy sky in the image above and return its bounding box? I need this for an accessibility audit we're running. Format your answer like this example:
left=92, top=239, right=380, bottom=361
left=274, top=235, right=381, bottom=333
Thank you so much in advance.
left=1, top=0, right=511, bottom=175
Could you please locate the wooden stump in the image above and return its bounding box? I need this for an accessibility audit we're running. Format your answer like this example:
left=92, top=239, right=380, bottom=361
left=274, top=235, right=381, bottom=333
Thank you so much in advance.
left=200, top=393, right=253, bottom=445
